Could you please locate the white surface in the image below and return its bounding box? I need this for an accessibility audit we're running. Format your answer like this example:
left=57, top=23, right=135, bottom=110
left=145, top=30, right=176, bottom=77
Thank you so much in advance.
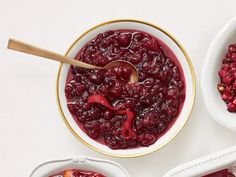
left=1, top=0, right=236, bottom=177
left=202, top=16, right=236, bottom=131
left=58, top=20, right=195, bottom=157
left=30, top=156, right=130, bottom=177
left=164, top=145, right=236, bottom=177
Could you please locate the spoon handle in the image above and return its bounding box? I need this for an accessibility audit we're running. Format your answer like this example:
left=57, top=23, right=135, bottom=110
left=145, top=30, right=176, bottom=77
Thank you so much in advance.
left=7, top=39, right=98, bottom=69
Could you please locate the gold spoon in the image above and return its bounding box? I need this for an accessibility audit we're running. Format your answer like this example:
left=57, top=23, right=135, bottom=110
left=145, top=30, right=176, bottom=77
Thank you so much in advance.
left=7, top=39, right=138, bottom=83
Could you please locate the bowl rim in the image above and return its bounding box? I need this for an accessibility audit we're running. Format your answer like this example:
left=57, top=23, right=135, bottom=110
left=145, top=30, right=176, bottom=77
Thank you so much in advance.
left=29, top=156, right=130, bottom=177
left=56, top=19, right=196, bottom=158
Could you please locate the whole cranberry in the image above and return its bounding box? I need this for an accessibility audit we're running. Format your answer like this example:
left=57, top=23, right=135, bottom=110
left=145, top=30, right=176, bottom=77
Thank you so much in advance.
left=138, top=133, right=157, bottom=146
left=103, top=109, right=113, bottom=120
left=88, top=74, right=102, bottom=84
left=118, top=33, right=131, bottom=47
left=227, top=102, right=236, bottom=112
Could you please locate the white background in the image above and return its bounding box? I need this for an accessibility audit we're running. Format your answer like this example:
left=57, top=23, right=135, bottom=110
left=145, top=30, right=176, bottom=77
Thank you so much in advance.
left=1, top=0, right=236, bottom=176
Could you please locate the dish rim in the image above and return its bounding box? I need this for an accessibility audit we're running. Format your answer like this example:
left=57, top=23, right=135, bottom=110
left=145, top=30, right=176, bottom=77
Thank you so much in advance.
left=29, top=156, right=130, bottom=177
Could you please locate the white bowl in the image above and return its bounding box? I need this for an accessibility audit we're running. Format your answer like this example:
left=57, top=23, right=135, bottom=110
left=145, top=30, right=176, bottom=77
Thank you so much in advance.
left=30, top=156, right=129, bottom=177
left=56, top=19, right=196, bottom=157
left=164, top=145, right=236, bottom=177
left=202, top=16, right=236, bottom=131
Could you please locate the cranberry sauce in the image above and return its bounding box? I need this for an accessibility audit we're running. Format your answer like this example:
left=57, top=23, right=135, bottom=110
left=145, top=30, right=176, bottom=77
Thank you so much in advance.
left=218, top=44, right=236, bottom=112
left=202, top=169, right=235, bottom=177
left=49, top=169, right=105, bottom=177
left=65, top=30, right=186, bottom=149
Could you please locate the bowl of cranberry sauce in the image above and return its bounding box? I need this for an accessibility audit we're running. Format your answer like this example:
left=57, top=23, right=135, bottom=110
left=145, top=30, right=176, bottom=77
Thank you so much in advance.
left=49, top=169, right=105, bottom=177
left=202, top=16, right=236, bottom=131
left=30, top=156, right=129, bottom=177
left=57, top=20, right=195, bottom=157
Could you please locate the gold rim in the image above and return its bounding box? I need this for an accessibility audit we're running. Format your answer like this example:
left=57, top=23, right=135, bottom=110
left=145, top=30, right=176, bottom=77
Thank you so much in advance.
left=56, top=19, right=196, bottom=158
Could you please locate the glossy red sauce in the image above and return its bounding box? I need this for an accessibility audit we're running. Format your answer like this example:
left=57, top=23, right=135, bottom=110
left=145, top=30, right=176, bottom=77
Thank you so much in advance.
left=65, top=30, right=186, bottom=149
left=49, top=169, right=105, bottom=177
left=202, top=169, right=234, bottom=177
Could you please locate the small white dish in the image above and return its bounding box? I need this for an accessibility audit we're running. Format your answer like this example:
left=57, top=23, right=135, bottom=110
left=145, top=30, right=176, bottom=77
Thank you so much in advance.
left=30, top=156, right=130, bottom=177
left=202, top=16, right=236, bottom=131
left=56, top=19, right=196, bottom=157
left=164, top=145, right=236, bottom=177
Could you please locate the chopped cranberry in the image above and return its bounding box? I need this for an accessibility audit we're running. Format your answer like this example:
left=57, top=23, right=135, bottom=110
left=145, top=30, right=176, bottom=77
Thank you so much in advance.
left=218, top=43, right=236, bottom=113
left=65, top=30, right=185, bottom=149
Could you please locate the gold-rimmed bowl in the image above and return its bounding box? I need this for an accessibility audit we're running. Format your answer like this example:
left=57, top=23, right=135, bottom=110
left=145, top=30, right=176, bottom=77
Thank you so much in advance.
left=56, top=19, right=196, bottom=158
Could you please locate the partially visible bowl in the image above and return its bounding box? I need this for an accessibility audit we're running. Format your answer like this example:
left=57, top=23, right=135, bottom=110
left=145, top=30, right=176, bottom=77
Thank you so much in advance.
left=30, top=156, right=130, bottom=177
left=202, top=16, right=236, bottom=131
left=56, top=19, right=196, bottom=157
left=163, top=145, right=236, bottom=177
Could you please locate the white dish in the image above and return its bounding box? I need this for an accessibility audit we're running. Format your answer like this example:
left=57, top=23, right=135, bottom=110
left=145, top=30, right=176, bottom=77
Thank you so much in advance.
left=30, top=156, right=130, bottom=177
left=164, top=145, right=236, bottom=177
left=56, top=19, right=196, bottom=157
left=201, top=16, right=236, bottom=131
